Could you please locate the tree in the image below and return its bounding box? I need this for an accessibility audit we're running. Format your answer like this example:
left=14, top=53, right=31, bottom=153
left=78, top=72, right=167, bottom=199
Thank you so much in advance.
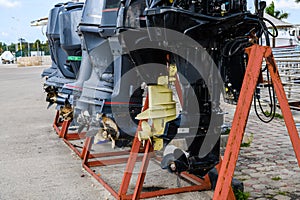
left=8, top=43, right=16, bottom=52
left=265, top=1, right=289, bottom=47
left=32, top=39, right=41, bottom=51
left=266, top=1, right=289, bottom=20
left=0, top=42, right=3, bottom=54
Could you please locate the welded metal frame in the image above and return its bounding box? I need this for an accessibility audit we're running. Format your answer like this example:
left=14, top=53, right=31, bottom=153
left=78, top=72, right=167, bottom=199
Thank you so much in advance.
left=213, top=44, right=300, bottom=199
left=52, top=110, right=131, bottom=159
left=81, top=96, right=233, bottom=200
left=53, top=110, right=63, bottom=134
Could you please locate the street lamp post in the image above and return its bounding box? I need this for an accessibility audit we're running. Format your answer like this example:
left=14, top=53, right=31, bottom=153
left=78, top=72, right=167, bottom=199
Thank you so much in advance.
left=28, top=42, right=30, bottom=57
left=37, top=41, right=40, bottom=56
left=19, top=38, right=22, bottom=57
left=18, top=38, right=26, bottom=57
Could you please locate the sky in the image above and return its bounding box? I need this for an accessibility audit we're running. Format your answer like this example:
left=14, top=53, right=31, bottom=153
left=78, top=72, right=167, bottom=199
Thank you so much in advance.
left=248, top=0, right=300, bottom=24
left=0, top=0, right=83, bottom=44
left=0, top=0, right=300, bottom=44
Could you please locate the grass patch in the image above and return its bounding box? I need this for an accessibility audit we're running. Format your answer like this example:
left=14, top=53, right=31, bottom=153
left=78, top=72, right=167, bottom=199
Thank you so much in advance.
left=238, top=178, right=249, bottom=182
left=234, top=189, right=250, bottom=200
left=264, top=111, right=283, bottom=119
left=277, top=191, right=287, bottom=196
left=265, top=194, right=275, bottom=199
left=271, top=176, right=282, bottom=181
left=241, top=133, right=254, bottom=148
left=241, top=142, right=251, bottom=147
left=223, top=128, right=231, bottom=135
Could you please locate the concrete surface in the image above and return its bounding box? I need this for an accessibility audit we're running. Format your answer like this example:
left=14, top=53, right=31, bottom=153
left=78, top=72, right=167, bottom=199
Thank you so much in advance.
left=0, top=63, right=299, bottom=200
left=0, top=64, right=111, bottom=199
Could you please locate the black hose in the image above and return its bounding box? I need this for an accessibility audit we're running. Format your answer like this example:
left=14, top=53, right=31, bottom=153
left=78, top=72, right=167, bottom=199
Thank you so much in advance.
left=253, top=17, right=277, bottom=123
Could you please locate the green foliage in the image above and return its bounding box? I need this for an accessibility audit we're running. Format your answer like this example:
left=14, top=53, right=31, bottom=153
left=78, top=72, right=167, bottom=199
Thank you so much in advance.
left=241, top=133, right=254, bottom=147
left=266, top=1, right=275, bottom=16
left=223, top=128, right=231, bottom=135
left=240, top=142, right=251, bottom=147
left=263, top=111, right=283, bottom=119
left=272, top=176, right=282, bottom=181
left=277, top=191, right=287, bottom=196
left=277, top=191, right=287, bottom=195
left=266, top=1, right=289, bottom=20
left=0, top=40, right=50, bottom=56
left=234, top=189, right=250, bottom=200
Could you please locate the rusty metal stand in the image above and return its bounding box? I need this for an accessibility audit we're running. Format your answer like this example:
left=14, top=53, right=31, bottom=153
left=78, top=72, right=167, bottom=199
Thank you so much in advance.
left=213, top=44, right=300, bottom=200
left=53, top=110, right=80, bottom=139
left=52, top=110, right=88, bottom=158
left=53, top=110, right=130, bottom=160
left=115, top=136, right=213, bottom=199
left=53, top=110, right=63, bottom=134
left=81, top=96, right=234, bottom=200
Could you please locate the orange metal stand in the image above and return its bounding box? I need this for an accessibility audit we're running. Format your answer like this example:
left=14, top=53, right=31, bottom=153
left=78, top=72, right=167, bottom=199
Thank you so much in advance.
left=213, top=44, right=300, bottom=200
left=52, top=110, right=88, bottom=158
left=81, top=97, right=233, bottom=200
left=53, top=110, right=81, bottom=140
left=53, top=110, right=131, bottom=160
left=53, top=110, right=63, bottom=134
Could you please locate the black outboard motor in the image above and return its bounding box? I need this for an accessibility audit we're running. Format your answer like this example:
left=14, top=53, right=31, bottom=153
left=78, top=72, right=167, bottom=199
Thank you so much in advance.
left=41, top=3, right=64, bottom=78
left=43, top=3, right=72, bottom=108
left=61, top=41, right=93, bottom=109
left=43, top=2, right=83, bottom=108
left=75, top=0, right=116, bottom=115
left=75, top=0, right=119, bottom=143
left=112, top=0, right=265, bottom=177
left=59, top=2, right=83, bottom=80
left=75, top=0, right=117, bottom=120
left=75, top=0, right=145, bottom=147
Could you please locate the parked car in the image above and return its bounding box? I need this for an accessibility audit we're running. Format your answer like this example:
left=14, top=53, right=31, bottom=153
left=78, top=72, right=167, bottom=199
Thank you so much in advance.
left=1, top=51, right=15, bottom=64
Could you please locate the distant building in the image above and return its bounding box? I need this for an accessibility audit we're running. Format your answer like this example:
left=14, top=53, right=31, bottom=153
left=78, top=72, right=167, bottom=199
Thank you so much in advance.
left=30, top=51, right=45, bottom=56
left=262, top=13, right=300, bottom=47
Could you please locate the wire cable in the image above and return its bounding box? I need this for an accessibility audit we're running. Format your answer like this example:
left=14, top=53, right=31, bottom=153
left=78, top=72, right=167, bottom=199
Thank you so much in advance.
left=253, top=17, right=277, bottom=123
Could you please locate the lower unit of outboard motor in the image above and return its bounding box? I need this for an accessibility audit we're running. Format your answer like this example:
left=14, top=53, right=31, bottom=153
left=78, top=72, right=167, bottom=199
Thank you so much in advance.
left=44, top=69, right=76, bottom=109
left=158, top=55, right=223, bottom=177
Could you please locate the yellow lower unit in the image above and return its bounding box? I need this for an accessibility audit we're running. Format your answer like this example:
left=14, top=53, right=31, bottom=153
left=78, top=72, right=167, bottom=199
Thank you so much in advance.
left=136, top=85, right=177, bottom=150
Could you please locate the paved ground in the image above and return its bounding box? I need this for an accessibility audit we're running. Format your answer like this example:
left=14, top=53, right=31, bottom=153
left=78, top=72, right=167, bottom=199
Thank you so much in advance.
left=224, top=104, right=300, bottom=200
left=0, top=63, right=299, bottom=199
left=0, top=64, right=111, bottom=199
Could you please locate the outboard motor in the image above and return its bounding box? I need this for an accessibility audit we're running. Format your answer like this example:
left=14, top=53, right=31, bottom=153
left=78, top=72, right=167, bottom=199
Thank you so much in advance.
left=43, top=2, right=84, bottom=108
left=43, top=3, right=71, bottom=108
left=59, top=2, right=83, bottom=80
left=75, top=0, right=145, bottom=148
left=41, top=3, right=64, bottom=78
left=60, top=40, right=93, bottom=119
left=110, top=0, right=266, bottom=178
left=75, top=0, right=119, bottom=143
left=75, top=0, right=115, bottom=113
left=60, top=0, right=101, bottom=121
